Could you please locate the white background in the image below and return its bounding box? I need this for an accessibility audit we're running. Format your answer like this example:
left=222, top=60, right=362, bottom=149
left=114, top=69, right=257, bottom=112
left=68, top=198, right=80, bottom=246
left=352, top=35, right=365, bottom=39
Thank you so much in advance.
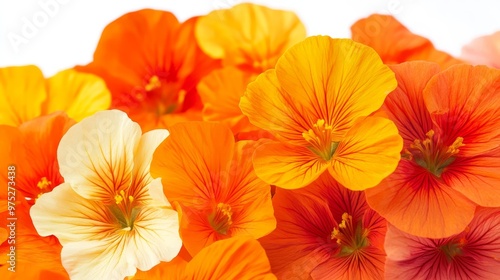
left=1, top=0, right=499, bottom=76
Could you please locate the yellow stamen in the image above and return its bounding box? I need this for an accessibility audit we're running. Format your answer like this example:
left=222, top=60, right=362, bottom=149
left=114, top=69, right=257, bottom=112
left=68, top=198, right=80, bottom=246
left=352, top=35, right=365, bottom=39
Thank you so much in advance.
left=115, top=194, right=123, bottom=205
left=302, top=119, right=338, bottom=161
left=145, top=75, right=161, bottom=92
left=407, top=130, right=464, bottom=177
left=330, top=213, right=370, bottom=255
left=37, top=177, right=51, bottom=190
left=209, top=203, right=233, bottom=235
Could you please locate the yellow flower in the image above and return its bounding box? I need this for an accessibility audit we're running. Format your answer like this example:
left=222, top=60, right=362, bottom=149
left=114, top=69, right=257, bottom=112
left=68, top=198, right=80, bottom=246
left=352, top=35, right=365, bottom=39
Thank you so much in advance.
left=240, top=36, right=402, bottom=190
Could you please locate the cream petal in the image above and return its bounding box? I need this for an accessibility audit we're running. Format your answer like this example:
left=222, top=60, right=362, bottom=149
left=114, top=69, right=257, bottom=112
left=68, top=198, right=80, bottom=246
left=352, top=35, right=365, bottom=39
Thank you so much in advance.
left=127, top=205, right=182, bottom=271
left=130, top=129, right=169, bottom=201
left=30, top=183, right=115, bottom=245
left=57, top=110, right=141, bottom=201
left=61, top=237, right=135, bottom=280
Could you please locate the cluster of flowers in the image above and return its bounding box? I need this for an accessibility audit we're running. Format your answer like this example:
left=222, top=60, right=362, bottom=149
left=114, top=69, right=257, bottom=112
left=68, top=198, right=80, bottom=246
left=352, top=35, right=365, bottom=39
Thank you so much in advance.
left=1, top=3, right=500, bottom=280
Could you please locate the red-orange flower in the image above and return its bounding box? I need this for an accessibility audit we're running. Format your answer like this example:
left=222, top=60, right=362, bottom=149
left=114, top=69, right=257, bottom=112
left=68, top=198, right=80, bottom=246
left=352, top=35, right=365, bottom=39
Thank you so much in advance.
left=351, top=14, right=462, bottom=68
left=385, top=207, right=500, bottom=280
left=150, top=122, right=276, bottom=257
left=78, top=9, right=220, bottom=131
left=461, top=31, right=500, bottom=68
left=260, top=173, right=387, bottom=280
left=366, top=61, right=500, bottom=238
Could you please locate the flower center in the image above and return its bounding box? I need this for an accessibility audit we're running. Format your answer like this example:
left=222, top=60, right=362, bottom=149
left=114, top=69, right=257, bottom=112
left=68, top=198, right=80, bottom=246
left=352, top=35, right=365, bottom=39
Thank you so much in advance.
left=110, top=190, right=138, bottom=231
left=302, top=119, right=339, bottom=161
left=440, top=237, right=467, bottom=262
left=139, top=75, right=186, bottom=116
left=330, top=213, right=370, bottom=256
left=208, top=203, right=233, bottom=235
left=403, top=130, right=464, bottom=177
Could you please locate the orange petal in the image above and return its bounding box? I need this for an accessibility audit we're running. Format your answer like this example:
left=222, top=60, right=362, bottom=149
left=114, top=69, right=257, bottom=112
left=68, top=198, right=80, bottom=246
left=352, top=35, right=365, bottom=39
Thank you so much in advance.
left=182, top=237, right=276, bottom=280
left=196, top=3, right=305, bottom=72
left=351, top=14, right=461, bottom=68
left=240, top=69, right=310, bottom=145
left=151, top=122, right=234, bottom=206
left=198, top=66, right=258, bottom=134
left=0, top=65, right=46, bottom=126
left=423, top=64, right=500, bottom=156
left=365, top=160, right=476, bottom=238
left=276, top=37, right=397, bottom=140
left=383, top=62, right=440, bottom=146
left=443, top=148, right=500, bottom=207
left=15, top=112, right=75, bottom=202
left=44, top=69, right=111, bottom=121
left=253, top=141, right=329, bottom=189
left=330, top=116, right=402, bottom=191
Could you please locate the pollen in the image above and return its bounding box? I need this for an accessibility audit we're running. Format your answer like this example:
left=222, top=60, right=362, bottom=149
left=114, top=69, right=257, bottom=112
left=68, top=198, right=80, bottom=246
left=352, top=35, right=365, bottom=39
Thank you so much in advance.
left=302, top=119, right=338, bottom=161
left=145, top=75, right=161, bottom=92
left=115, top=190, right=127, bottom=205
left=330, top=212, right=370, bottom=255
left=209, top=203, right=233, bottom=235
left=407, top=130, right=465, bottom=177
left=37, top=177, right=52, bottom=190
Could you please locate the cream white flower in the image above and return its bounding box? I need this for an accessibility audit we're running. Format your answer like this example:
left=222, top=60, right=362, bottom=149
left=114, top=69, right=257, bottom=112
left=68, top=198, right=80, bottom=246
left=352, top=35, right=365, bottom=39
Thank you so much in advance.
left=30, top=110, right=182, bottom=280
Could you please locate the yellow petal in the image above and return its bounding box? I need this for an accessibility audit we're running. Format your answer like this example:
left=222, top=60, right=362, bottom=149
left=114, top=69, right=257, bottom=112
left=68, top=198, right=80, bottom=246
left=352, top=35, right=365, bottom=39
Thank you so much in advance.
left=44, top=69, right=111, bottom=121
left=330, top=116, right=403, bottom=190
left=196, top=3, right=306, bottom=71
left=0, top=65, right=46, bottom=126
left=276, top=37, right=397, bottom=139
left=57, top=110, right=141, bottom=201
left=253, top=141, right=329, bottom=189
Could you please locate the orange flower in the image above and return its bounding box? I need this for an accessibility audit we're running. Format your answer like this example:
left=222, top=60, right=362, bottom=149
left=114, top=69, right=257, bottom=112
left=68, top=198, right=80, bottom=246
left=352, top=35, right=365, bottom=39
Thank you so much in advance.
left=150, top=122, right=276, bottom=257
left=461, top=31, right=500, bottom=68
left=196, top=3, right=306, bottom=73
left=0, top=125, right=68, bottom=279
left=131, top=238, right=276, bottom=280
left=77, top=9, right=220, bottom=131
left=0, top=65, right=110, bottom=126
left=385, top=207, right=500, bottom=280
left=351, top=14, right=462, bottom=68
left=260, top=173, right=387, bottom=279
left=240, top=36, right=402, bottom=190
left=366, top=62, right=500, bottom=238
left=30, top=110, right=182, bottom=279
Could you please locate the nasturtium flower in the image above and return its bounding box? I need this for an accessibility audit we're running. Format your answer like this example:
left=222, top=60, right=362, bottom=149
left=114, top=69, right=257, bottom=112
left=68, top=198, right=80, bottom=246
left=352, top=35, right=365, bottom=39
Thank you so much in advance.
left=0, top=65, right=110, bottom=126
left=78, top=9, right=219, bottom=131
left=351, top=14, right=462, bottom=68
left=240, top=36, right=402, bottom=190
left=366, top=62, right=500, bottom=238
left=150, top=122, right=276, bottom=257
left=196, top=3, right=306, bottom=73
left=260, top=173, right=387, bottom=280
left=30, top=110, right=182, bottom=280
left=385, top=207, right=500, bottom=280
left=461, top=31, right=500, bottom=68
